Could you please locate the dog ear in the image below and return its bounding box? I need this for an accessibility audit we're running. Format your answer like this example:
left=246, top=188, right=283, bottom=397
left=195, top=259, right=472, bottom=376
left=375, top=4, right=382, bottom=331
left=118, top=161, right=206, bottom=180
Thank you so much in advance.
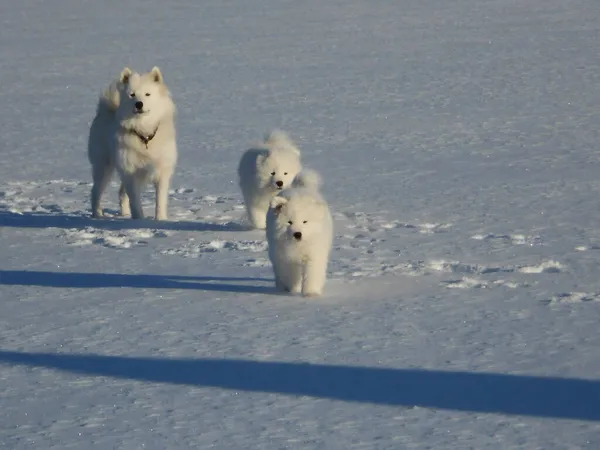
left=120, top=67, right=132, bottom=84
left=150, top=66, right=163, bottom=83
left=270, top=196, right=288, bottom=215
left=255, top=149, right=271, bottom=168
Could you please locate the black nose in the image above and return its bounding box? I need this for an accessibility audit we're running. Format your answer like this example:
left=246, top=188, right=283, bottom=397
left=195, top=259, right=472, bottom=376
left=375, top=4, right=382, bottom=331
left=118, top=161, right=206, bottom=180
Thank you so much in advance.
left=293, top=231, right=302, bottom=240
left=275, top=180, right=283, bottom=188
left=135, top=101, right=143, bottom=110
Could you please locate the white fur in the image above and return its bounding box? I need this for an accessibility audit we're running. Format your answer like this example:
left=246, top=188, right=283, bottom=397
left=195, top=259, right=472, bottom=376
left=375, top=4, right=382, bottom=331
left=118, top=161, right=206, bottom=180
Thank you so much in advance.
left=87, top=66, right=177, bottom=220
left=291, top=169, right=322, bottom=190
left=266, top=174, right=333, bottom=297
left=237, top=130, right=303, bottom=229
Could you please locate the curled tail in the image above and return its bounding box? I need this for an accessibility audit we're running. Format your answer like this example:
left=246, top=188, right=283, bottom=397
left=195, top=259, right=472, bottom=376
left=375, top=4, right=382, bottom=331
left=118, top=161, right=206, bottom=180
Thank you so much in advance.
left=264, top=129, right=300, bottom=155
left=97, top=80, right=121, bottom=113
left=292, top=169, right=322, bottom=190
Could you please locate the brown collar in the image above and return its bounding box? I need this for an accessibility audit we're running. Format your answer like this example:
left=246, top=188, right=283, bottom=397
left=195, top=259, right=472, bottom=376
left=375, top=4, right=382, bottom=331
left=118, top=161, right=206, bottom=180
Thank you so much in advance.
left=123, top=126, right=159, bottom=148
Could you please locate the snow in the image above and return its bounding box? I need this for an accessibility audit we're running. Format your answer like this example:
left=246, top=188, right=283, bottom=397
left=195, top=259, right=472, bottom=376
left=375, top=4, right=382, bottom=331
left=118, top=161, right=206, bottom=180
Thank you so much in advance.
left=1, top=0, right=600, bottom=448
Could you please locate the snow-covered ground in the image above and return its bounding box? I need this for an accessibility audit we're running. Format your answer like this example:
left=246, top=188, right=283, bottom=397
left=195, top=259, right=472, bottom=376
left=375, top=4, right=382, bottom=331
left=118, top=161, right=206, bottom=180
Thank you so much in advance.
left=1, top=0, right=600, bottom=448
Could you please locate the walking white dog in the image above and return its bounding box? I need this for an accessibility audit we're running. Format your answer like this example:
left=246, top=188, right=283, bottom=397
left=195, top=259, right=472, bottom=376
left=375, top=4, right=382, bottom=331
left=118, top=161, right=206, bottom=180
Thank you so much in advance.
left=88, top=67, right=177, bottom=220
left=266, top=170, right=333, bottom=297
left=237, top=130, right=302, bottom=229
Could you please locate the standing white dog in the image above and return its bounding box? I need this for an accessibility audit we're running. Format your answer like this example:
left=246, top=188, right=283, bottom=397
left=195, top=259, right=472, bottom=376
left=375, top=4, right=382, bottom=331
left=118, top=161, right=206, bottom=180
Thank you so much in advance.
left=237, top=130, right=302, bottom=229
left=88, top=67, right=177, bottom=220
left=266, top=170, right=333, bottom=297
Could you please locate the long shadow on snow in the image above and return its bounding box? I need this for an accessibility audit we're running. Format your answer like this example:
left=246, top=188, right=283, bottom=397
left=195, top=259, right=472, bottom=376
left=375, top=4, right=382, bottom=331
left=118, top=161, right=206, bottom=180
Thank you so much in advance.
left=0, top=270, right=275, bottom=294
left=0, top=350, right=598, bottom=421
left=0, top=210, right=249, bottom=232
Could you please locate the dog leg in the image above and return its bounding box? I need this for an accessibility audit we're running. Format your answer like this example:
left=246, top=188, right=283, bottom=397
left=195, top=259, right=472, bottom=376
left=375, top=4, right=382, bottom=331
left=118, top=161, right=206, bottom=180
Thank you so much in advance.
left=241, top=192, right=259, bottom=229
left=118, top=182, right=131, bottom=217
left=286, top=263, right=303, bottom=294
left=123, top=175, right=144, bottom=219
left=154, top=174, right=170, bottom=221
left=273, top=258, right=302, bottom=293
left=275, top=275, right=287, bottom=292
left=248, top=205, right=267, bottom=229
left=302, top=255, right=329, bottom=297
left=273, top=266, right=291, bottom=292
left=270, top=257, right=286, bottom=292
left=91, top=162, right=113, bottom=218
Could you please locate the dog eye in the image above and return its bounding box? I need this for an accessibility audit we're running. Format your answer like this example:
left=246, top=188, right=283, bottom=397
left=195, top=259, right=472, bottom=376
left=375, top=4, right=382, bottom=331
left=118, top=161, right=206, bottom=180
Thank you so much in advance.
left=129, top=92, right=135, bottom=98
left=271, top=171, right=276, bottom=176
left=145, top=93, right=150, bottom=97
left=303, top=220, right=307, bottom=223
left=288, top=221, right=293, bottom=225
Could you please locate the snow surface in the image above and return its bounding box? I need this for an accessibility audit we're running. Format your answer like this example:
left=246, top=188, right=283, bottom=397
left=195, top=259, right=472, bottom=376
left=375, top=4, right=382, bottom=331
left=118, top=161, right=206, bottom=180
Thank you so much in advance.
left=1, top=0, right=600, bottom=448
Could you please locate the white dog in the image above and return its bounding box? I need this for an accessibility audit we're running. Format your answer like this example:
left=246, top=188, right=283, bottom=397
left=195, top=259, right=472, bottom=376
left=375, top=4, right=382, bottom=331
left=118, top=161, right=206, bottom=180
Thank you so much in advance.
left=266, top=170, right=333, bottom=297
left=88, top=66, right=177, bottom=220
left=237, top=130, right=302, bottom=229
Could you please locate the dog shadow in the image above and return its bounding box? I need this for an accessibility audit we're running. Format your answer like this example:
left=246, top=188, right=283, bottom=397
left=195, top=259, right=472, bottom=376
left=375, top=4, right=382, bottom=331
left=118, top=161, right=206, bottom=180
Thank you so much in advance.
left=0, top=210, right=250, bottom=233
left=0, top=270, right=278, bottom=295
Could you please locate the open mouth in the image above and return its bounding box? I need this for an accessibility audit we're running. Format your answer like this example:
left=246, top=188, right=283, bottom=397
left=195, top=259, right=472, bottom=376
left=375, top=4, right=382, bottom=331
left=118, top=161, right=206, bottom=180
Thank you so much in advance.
left=134, top=109, right=148, bottom=115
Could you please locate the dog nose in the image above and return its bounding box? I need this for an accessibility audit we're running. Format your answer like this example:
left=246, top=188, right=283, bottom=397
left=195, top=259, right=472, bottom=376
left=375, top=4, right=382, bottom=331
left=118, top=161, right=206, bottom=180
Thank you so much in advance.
left=293, top=231, right=302, bottom=240
left=135, top=101, right=143, bottom=110
left=275, top=180, right=283, bottom=188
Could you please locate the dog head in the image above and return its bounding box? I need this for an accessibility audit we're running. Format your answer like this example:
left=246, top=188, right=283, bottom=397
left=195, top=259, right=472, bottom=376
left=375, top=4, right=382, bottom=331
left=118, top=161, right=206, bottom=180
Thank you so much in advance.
left=269, top=193, right=328, bottom=242
left=117, top=67, right=173, bottom=124
left=256, top=148, right=302, bottom=192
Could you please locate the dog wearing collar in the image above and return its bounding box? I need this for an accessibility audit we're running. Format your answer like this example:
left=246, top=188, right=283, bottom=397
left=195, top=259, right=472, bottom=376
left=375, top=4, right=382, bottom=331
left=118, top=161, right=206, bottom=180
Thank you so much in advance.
left=88, top=67, right=177, bottom=220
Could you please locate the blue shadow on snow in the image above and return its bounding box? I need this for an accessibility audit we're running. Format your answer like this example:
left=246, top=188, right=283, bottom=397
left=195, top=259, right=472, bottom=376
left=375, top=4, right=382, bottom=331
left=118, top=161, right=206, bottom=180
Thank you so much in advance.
left=0, top=210, right=249, bottom=232
left=0, top=270, right=274, bottom=294
left=0, top=350, right=598, bottom=421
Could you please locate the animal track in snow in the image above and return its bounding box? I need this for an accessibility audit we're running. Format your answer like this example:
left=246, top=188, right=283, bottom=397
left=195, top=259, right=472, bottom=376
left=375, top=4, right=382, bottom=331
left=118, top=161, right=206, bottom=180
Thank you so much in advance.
left=427, top=259, right=562, bottom=288
left=338, top=212, right=452, bottom=235
left=243, top=258, right=271, bottom=268
left=546, top=292, right=600, bottom=304
left=443, top=277, right=522, bottom=289
left=170, top=193, right=244, bottom=220
left=0, top=179, right=247, bottom=251
left=517, top=260, right=563, bottom=274
left=328, top=210, right=568, bottom=289
left=425, top=259, right=563, bottom=276
left=426, top=259, right=512, bottom=275
left=62, top=227, right=169, bottom=249
left=0, top=182, right=574, bottom=293
left=415, top=222, right=453, bottom=234
left=161, top=239, right=267, bottom=258
left=0, top=180, right=86, bottom=215
left=471, top=233, right=543, bottom=246
left=574, top=245, right=600, bottom=252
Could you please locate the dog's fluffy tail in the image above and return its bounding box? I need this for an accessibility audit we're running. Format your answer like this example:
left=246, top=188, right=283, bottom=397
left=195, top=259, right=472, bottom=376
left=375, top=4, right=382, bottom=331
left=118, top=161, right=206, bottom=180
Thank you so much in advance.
left=264, top=129, right=300, bottom=155
left=97, top=80, right=121, bottom=113
left=292, top=169, right=322, bottom=190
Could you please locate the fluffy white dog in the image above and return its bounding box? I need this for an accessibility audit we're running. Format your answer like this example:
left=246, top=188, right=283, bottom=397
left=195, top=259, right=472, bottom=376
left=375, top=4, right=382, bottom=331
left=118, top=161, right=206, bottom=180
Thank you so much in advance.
left=237, top=130, right=302, bottom=229
left=266, top=170, right=333, bottom=297
left=88, top=66, right=177, bottom=220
